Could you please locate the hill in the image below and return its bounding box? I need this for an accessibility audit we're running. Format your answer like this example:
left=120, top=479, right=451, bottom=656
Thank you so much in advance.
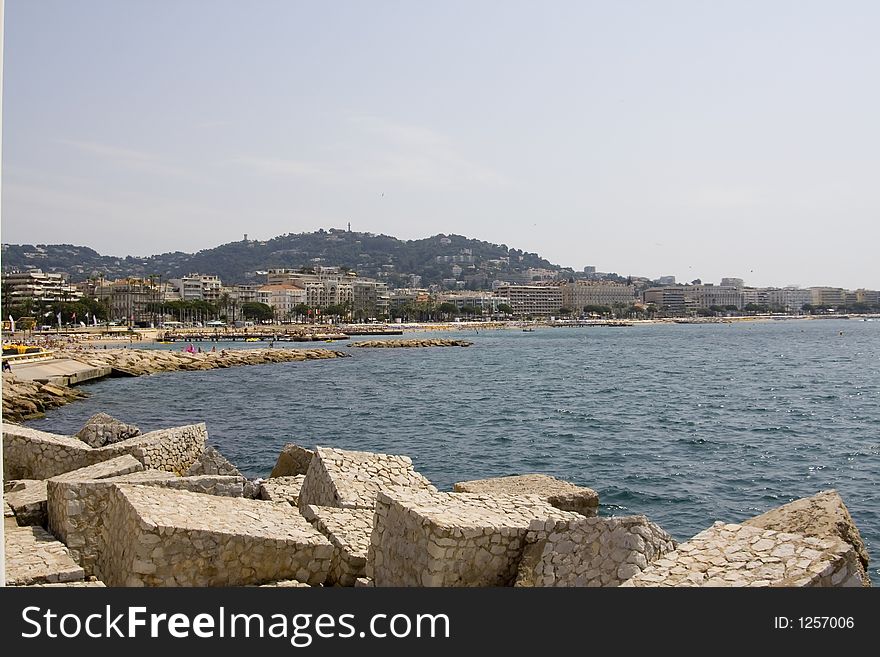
left=1, top=230, right=581, bottom=289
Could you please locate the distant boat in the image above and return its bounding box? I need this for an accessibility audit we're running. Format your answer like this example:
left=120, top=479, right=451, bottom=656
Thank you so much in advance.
left=522, top=328, right=535, bottom=332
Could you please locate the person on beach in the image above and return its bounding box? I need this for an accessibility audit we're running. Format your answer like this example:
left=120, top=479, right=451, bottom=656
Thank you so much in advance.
left=2, top=360, right=11, bottom=373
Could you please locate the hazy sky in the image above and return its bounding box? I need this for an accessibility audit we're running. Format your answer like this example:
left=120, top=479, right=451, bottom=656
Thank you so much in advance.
left=3, top=1, right=879, bottom=289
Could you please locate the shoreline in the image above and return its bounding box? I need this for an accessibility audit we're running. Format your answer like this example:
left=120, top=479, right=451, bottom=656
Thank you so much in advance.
left=3, top=312, right=874, bottom=352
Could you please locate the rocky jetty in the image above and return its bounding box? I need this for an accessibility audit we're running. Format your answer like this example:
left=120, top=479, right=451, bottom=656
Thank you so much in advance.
left=68, top=347, right=348, bottom=376
left=3, top=420, right=872, bottom=588
left=2, top=373, right=87, bottom=422
left=351, top=339, right=472, bottom=348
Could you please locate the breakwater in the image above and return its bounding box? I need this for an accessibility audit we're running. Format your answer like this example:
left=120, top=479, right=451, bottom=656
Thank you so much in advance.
left=2, top=423, right=871, bottom=588
left=1, top=348, right=349, bottom=421
left=2, top=374, right=86, bottom=422
left=69, top=347, right=349, bottom=376
left=350, top=339, right=473, bottom=348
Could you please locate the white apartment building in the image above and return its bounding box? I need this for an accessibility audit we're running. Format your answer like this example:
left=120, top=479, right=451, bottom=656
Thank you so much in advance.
left=766, top=287, right=812, bottom=312
left=168, top=274, right=223, bottom=302
left=561, top=281, right=635, bottom=310
left=438, top=292, right=509, bottom=314
left=493, top=284, right=562, bottom=317
left=4, top=269, right=82, bottom=303
left=256, top=284, right=307, bottom=318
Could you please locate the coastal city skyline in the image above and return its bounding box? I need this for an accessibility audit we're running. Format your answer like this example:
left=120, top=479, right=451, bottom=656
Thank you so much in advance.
left=3, top=1, right=880, bottom=290
left=3, top=224, right=880, bottom=291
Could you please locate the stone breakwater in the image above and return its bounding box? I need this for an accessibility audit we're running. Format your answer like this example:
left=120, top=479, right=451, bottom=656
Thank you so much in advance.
left=69, top=347, right=349, bottom=376
left=2, top=422, right=873, bottom=588
left=351, top=339, right=473, bottom=348
left=2, top=349, right=350, bottom=422
left=2, top=374, right=86, bottom=422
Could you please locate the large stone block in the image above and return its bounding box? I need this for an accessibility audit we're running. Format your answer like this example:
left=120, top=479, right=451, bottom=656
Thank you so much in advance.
left=98, top=485, right=333, bottom=586
left=4, top=480, right=48, bottom=526
left=3, top=425, right=98, bottom=479
left=743, top=490, right=871, bottom=585
left=367, top=489, right=579, bottom=587
left=270, top=443, right=314, bottom=478
left=184, top=445, right=242, bottom=477
left=5, top=524, right=84, bottom=586
left=47, top=471, right=176, bottom=576
left=260, top=475, right=306, bottom=505
left=454, top=474, right=599, bottom=517
left=47, top=470, right=248, bottom=576
left=299, top=446, right=436, bottom=510
left=621, top=522, right=865, bottom=587
left=302, top=505, right=374, bottom=586
left=76, top=412, right=140, bottom=448
left=5, top=455, right=144, bottom=528
left=515, top=515, right=676, bottom=587
left=3, top=423, right=207, bottom=480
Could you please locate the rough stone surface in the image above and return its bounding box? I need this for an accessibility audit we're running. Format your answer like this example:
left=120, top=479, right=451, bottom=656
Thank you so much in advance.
left=71, top=347, right=348, bottom=376
left=3, top=422, right=207, bottom=479
left=5, top=524, right=84, bottom=586
left=47, top=471, right=249, bottom=576
left=4, top=455, right=144, bottom=527
left=454, top=474, right=599, bottom=517
left=4, top=479, right=49, bottom=526
left=302, top=505, right=374, bottom=586
left=258, top=579, right=312, bottom=587
left=76, top=412, right=140, bottom=448
left=351, top=339, right=472, bottom=348
left=621, top=522, right=866, bottom=587
left=367, top=489, right=579, bottom=586
left=98, top=485, right=333, bottom=586
left=19, top=580, right=106, bottom=587
left=743, top=490, right=871, bottom=585
left=184, top=444, right=243, bottom=477
left=2, top=375, right=87, bottom=422
left=260, top=475, right=306, bottom=505
left=270, top=443, right=314, bottom=478
left=299, top=446, right=436, bottom=510
left=514, top=515, right=676, bottom=587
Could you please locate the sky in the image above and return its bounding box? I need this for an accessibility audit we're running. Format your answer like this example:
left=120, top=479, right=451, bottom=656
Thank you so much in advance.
left=2, top=0, right=879, bottom=289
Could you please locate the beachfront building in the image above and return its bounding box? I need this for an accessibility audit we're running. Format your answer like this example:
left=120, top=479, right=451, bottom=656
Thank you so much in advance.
left=687, top=284, right=742, bottom=310
left=94, top=278, right=162, bottom=325
left=561, top=281, right=635, bottom=311
left=766, top=287, right=812, bottom=312
left=256, top=284, right=307, bottom=320
left=855, top=289, right=880, bottom=306
left=388, top=288, right=431, bottom=314
left=642, top=287, right=686, bottom=314
left=741, top=287, right=771, bottom=308
left=493, top=284, right=562, bottom=317
left=265, top=268, right=388, bottom=319
left=809, top=287, right=847, bottom=308
left=168, top=274, right=223, bottom=303
left=3, top=269, right=82, bottom=304
left=351, top=280, right=390, bottom=320
left=437, top=291, right=508, bottom=315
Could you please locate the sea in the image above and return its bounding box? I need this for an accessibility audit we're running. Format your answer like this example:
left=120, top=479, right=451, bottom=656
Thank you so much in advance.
left=29, top=318, right=880, bottom=579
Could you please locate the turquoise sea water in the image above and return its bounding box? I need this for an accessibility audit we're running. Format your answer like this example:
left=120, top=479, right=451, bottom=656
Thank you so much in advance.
left=30, top=319, right=880, bottom=578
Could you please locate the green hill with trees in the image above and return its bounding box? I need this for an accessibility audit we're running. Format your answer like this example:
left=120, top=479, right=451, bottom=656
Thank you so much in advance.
left=1, top=230, right=572, bottom=289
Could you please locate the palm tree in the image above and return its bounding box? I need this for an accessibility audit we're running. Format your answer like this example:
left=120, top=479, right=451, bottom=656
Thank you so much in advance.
left=218, top=292, right=231, bottom=321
